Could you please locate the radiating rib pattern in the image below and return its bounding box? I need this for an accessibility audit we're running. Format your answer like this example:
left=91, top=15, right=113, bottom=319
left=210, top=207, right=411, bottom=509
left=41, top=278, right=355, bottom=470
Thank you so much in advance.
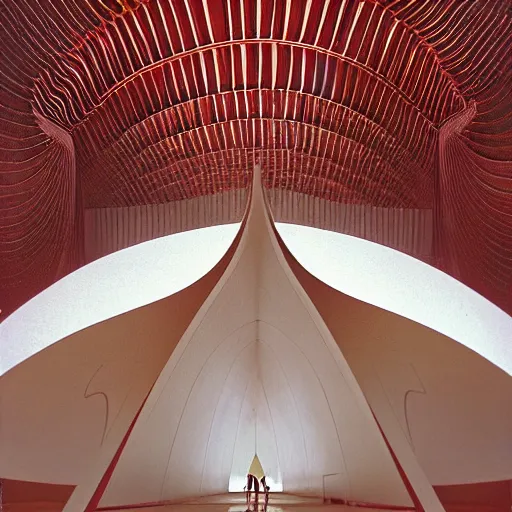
left=0, top=0, right=511, bottom=316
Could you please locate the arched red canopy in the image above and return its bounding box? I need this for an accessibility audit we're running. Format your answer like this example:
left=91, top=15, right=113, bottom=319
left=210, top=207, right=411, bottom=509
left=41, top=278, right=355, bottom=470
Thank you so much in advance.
left=0, top=0, right=511, bottom=316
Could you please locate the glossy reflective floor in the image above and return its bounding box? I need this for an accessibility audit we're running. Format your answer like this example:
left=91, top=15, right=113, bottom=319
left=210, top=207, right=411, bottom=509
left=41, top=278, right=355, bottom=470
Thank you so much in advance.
left=122, top=506, right=392, bottom=512
left=2, top=493, right=397, bottom=512
left=120, top=493, right=393, bottom=512
left=6, top=490, right=506, bottom=512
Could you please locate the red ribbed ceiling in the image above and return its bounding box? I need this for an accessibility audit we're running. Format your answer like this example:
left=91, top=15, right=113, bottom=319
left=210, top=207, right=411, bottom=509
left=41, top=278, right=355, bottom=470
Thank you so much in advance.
left=0, top=0, right=511, bottom=316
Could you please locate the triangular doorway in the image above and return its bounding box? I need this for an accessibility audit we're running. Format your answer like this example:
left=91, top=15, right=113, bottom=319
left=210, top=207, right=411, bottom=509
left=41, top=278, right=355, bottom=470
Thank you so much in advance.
left=248, top=454, right=265, bottom=480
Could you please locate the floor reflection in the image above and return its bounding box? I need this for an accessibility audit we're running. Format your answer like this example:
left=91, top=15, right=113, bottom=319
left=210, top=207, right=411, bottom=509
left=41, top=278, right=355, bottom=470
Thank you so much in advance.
left=228, top=506, right=284, bottom=512
left=153, top=493, right=390, bottom=512
left=2, top=493, right=392, bottom=512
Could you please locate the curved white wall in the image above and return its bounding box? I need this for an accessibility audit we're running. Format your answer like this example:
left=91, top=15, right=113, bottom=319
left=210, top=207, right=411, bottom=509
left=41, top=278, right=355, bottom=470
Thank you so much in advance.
left=0, top=224, right=239, bottom=376
left=0, top=264, right=226, bottom=484
left=284, top=235, right=512, bottom=485
left=277, top=223, right=512, bottom=377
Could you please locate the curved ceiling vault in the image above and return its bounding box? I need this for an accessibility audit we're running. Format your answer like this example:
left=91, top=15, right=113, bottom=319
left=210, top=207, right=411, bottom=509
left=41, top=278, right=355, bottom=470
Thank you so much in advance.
left=0, top=0, right=511, bottom=317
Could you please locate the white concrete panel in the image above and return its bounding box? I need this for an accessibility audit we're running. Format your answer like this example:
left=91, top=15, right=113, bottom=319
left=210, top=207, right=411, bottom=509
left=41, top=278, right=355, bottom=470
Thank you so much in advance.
left=0, top=223, right=240, bottom=376
left=287, top=256, right=512, bottom=486
left=256, top=342, right=306, bottom=493
left=256, top=325, right=347, bottom=497
left=229, top=373, right=271, bottom=491
left=100, top=167, right=413, bottom=509
left=277, top=224, right=512, bottom=376
left=203, top=343, right=260, bottom=494
left=161, top=326, right=259, bottom=500
left=369, top=339, right=512, bottom=485
left=252, top=378, right=283, bottom=492
left=0, top=233, right=235, bottom=486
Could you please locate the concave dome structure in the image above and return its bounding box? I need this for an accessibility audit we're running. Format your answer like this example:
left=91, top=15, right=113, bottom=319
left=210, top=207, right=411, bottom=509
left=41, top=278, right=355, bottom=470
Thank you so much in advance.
left=0, top=0, right=511, bottom=316
left=0, top=1, right=512, bottom=511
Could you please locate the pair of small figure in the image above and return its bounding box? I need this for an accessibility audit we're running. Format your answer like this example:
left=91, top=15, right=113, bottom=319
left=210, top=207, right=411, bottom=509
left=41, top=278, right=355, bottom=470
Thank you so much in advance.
left=245, top=474, right=270, bottom=510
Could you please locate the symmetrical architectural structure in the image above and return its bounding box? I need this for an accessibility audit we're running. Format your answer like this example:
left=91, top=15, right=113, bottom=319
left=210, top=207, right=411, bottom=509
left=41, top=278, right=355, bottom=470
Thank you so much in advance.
left=0, top=1, right=511, bottom=511
left=1, top=168, right=512, bottom=511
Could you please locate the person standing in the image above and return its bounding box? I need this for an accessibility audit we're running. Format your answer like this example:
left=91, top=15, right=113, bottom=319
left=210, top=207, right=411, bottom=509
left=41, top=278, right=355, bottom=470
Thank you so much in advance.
left=245, top=473, right=253, bottom=505
left=260, top=476, right=270, bottom=509
left=253, top=474, right=260, bottom=508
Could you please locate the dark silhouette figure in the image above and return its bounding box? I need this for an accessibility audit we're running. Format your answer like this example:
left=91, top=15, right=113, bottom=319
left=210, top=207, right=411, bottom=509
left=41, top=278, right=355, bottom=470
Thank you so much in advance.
left=253, top=475, right=260, bottom=508
left=245, top=473, right=253, bottom=505
left=260, top=476, right=270, bottom=510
